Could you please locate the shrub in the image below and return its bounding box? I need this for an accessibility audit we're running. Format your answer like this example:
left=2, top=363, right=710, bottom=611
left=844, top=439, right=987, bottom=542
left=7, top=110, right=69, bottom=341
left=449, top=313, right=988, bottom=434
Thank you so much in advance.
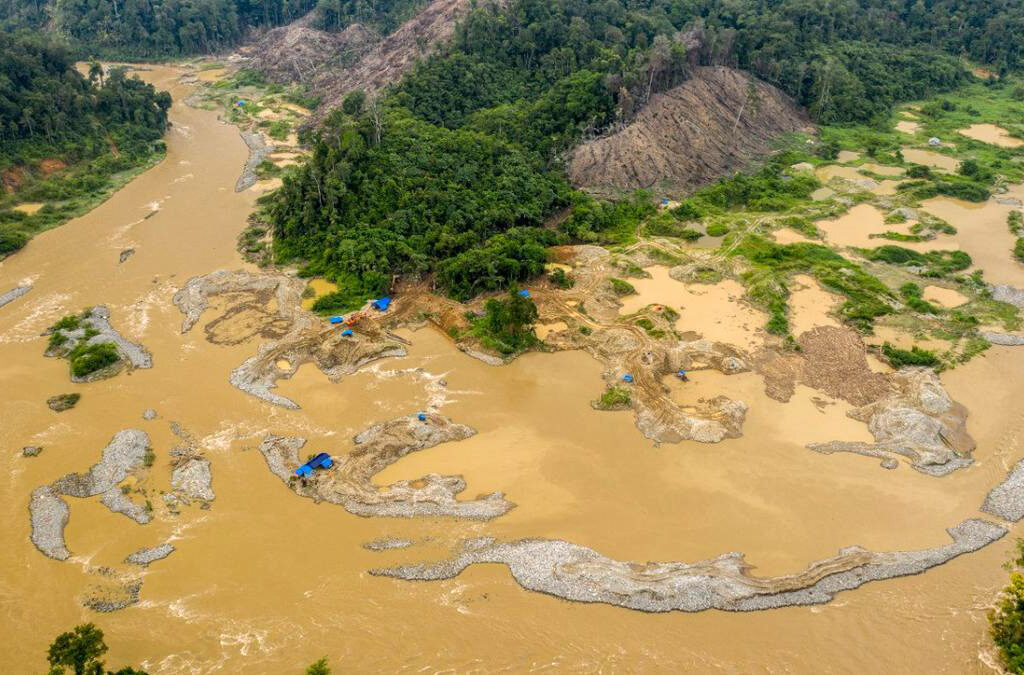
left=470, top=288, right=539, bottom=355
left=595, top=386, right=631, bottom=409
left=1016, top=238, right=1024, bottom=263
left=705, top=223, right=729, bottom=237
left=906, top=164, right=932, bottom=178
left=608, top=278, right=636, bottom=296
left=549, top=267, right=574, bottom=289
left=69, top=342, right=120, bottom=378
left=990, top=540, right=1024, bottom=673
left=881, top=342, right=940, bottom=368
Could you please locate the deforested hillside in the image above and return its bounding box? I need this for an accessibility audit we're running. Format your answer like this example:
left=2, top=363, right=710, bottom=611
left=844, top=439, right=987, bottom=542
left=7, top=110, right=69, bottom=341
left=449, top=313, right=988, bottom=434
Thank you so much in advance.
left=568, top=67, right=811, bottom=195
left=308, top=0, right=476, bottom=124
left=245, top=14, right=376, bottom=85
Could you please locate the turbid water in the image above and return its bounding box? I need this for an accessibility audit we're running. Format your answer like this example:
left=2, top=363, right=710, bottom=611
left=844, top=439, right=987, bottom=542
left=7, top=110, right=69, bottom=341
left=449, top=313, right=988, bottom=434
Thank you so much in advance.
left=3, top=65, right=1024, bottom=672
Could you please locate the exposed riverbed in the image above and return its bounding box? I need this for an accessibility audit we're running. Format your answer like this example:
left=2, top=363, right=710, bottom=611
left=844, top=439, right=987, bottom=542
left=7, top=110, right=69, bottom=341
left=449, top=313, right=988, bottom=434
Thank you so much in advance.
left=3, top=64, right=1024, bottom=672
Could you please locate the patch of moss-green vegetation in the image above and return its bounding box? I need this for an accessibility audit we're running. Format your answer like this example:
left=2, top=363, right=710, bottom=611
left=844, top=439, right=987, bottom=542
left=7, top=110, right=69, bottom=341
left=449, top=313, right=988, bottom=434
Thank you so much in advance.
left=68, top=342, right=120, bottom=378
left=595, top=386, right=631, bottom=410
left=705, top=223, right=729, bottom=237
left=671, top=158, right=821, bottom=219
left=469, top=289, right=540, bottom=356
left=732, top=237, right=894, bottom=333
left=899, top=283, right=941, bottom=314
left=608, top=277, right=636, bottom=296
left=862, top=245, right=971, bottom=277
left=548, top=267, right=574, bottom=289
left=881, top=342, right=940, bottom=368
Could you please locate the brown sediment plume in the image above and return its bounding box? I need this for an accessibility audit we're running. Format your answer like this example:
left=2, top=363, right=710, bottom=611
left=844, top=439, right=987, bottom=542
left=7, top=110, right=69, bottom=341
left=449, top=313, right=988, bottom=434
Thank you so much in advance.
left=257, top=413, right=514, bottom=519
left=372, top=519, right=1006, bottom=613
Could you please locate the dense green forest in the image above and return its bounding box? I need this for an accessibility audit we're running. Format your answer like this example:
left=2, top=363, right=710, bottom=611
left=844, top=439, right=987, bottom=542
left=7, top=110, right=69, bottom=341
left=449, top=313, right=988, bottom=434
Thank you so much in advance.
left=0, top=35, right=171, bottom=256
left=0, top=0, right=318, bottom=57
left=265, top=0, right=1023, bottom=307
left=313, top=0, right=427, bottom=34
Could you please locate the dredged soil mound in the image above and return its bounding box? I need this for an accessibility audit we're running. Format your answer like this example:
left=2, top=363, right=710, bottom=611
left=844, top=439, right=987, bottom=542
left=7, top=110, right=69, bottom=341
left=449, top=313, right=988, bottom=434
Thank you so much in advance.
left=567, top=66, right=810, bottom=195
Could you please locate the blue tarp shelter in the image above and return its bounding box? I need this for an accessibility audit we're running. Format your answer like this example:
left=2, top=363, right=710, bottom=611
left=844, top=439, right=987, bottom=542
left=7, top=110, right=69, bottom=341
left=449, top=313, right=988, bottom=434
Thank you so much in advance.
left=519, top=290, right=531, bottom=299
left=372, top=297, right=392, bottom=311
left=329, top=316, right=344, bottom=325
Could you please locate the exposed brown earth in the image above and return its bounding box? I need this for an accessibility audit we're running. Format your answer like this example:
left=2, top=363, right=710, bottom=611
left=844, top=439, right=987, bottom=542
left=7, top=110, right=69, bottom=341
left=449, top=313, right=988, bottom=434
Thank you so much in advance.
left=245, top=0, right=477, bottom=125
left=245, top=14, right=376, bottom=85
left=567, top=66, right=811, bottom=196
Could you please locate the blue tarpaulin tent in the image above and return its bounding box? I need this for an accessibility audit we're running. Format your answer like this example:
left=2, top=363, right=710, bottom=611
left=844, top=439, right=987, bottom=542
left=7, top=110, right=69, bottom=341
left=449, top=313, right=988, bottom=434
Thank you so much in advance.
left=622, top=374, right=634, bottom=383
left=295, top=452, right=333, bottom=477
left=519, top=290, right=531, bottom=299
left=341, top=329, right=354, bottom=337
left=372, top=297, right=392, bottom=311
left=329, top=316, right=344, bottom=325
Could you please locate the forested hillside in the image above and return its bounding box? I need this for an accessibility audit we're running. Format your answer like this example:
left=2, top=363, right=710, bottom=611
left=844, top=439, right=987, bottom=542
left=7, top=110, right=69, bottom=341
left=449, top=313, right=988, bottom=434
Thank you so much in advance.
left=264, top=0, right=1024, bottom=308
left=0, top=0, right=318, bottom=57
left=0, top=35, right=171, bottom=256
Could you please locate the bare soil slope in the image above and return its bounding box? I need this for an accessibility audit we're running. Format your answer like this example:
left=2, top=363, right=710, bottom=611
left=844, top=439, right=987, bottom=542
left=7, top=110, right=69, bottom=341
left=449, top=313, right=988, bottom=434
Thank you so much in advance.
left=245, top=14, right=375, bottom=85
left=567, top=67, right=811, bottom=195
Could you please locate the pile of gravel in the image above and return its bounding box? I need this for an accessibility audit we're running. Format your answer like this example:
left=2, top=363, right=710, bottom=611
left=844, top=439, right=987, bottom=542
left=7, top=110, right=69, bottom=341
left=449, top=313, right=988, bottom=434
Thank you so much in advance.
left=982, top=459, right=1024, bottom=522
left=125, top=544, right=175, bottom=566
left=234, top=131, right=271, bottom=192
left=0, top=285, right=31, bottom=309
left=372, top=519, right=1005, bottom=613
left=171, top=458, right=215, bottom=502
left=28, top=486, right=71, bottom=560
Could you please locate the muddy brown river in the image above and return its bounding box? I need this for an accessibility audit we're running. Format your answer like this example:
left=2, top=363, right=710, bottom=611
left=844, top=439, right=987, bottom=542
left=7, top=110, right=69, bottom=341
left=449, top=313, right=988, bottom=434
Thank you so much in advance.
left=3, top=65, right=1024, bottom=672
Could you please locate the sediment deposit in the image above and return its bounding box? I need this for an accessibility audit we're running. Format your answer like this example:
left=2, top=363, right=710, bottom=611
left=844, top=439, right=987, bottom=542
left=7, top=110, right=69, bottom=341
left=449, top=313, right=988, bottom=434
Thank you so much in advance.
left=372, top=519, right=1006, bottom=613
left=982, top=459, right=1024, bottom=521
left=45, top=306, right=153, bottom=381
left=0, top=284, right=30, bottom=309
left=258, top=414, right=514, bottom=519
left=809, top=368, right=974, bottom=475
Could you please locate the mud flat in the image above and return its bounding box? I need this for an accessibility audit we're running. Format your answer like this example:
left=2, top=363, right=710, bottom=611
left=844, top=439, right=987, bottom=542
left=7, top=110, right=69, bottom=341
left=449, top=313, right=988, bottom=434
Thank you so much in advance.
left=808, top=368, right=973, bottom=475
left=0, top=284, right=31, bottom=309
left=258, top=414, right=514, bottom=519
left=959, top=123, right=1024, bottom=148
left=371, top=519, right=1006, bottom=613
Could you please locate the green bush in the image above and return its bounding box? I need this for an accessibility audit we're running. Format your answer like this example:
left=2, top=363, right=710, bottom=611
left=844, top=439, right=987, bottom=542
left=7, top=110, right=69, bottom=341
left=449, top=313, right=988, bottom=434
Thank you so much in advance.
left=596, top=386, right=631, bottom=410
left=881, top=342, right=940, bottom=368
left=705, top=223, right=729, bottom=237
left=864, top=245, right=971, bottom=276
left=549, top=267, right=574, bottom=289
left=991, top=540, right=1024, bottom=674
left=1016, top=238, right=1024, bottom=263
left=69, top=343, right=120, bottom=378
left=608, top=278, right=636, bottom=296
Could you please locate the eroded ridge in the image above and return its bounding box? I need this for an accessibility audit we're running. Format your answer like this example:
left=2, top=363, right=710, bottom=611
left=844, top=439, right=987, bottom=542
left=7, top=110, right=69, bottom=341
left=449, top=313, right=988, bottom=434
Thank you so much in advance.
left=173, top=270, right=407, bottom=408
left=808, top=367, right=974, bottom=475
left=371, top=519, right=1005, bottom=612
left=258, top=414, right=514, bottom=519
